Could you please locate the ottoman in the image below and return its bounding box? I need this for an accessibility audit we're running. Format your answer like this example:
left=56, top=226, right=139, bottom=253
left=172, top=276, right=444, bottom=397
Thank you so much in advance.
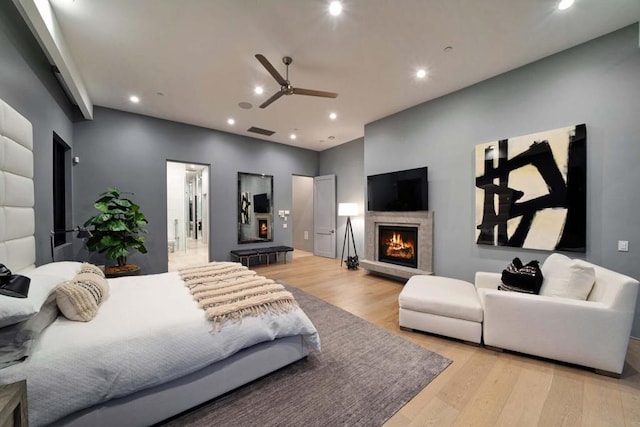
left=399, top=275, right=483, bottom=344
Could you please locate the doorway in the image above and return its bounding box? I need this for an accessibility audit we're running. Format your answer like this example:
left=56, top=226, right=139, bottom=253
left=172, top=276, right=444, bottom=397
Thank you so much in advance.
left=291, top=174, right=337, bottom=259
left=292, top=175, right=314, bottom=256
left=167, top=161, right=210, bottom=271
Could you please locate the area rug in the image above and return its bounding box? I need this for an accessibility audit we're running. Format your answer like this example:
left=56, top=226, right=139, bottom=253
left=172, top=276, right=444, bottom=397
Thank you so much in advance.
left=160, top=284, right=451, bottom=426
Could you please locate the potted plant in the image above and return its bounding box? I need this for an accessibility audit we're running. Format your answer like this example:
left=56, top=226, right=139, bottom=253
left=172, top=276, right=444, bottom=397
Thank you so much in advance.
left=84, top=187, right=148, bottom=277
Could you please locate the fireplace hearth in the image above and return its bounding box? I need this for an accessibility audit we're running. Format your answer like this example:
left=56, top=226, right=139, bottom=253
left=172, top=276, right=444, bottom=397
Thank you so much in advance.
left=378, top=226, right=418, bottom=268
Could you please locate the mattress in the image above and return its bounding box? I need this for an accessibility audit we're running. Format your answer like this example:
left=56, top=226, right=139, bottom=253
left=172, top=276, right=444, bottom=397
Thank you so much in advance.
left=0, top=270, right=320, bottom=426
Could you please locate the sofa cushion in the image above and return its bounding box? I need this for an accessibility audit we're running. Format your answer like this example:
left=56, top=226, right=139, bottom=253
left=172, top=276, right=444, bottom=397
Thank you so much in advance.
left=540, top=255, right=595, bottom=301
left=399, top=275, right=483, bottom=323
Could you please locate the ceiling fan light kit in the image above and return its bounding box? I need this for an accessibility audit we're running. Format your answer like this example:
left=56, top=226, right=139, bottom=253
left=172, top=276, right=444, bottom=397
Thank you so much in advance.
left=255, top=54, right=338, bottom=108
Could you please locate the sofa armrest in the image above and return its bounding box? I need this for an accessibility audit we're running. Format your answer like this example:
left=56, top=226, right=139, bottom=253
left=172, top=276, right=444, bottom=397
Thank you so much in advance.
left=482, top=290, right=634, bottom=374
left=475, top=272, right=501, bottom=290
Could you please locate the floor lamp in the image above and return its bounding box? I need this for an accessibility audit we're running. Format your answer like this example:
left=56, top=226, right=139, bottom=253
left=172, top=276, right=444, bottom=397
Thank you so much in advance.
left=338, top=203, right=359, bottom=269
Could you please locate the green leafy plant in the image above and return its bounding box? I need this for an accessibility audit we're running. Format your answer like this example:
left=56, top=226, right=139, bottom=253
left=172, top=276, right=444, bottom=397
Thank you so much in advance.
left=84, top=187, right=148, bottom=267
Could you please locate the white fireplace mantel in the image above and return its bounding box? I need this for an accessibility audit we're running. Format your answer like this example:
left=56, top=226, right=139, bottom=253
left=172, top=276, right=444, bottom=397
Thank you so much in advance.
left=360, top=211, right=433, bottom=279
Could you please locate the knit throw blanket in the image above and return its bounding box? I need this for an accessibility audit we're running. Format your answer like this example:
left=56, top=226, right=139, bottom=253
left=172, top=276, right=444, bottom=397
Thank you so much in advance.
left=178, top=262, right=298, bottom=331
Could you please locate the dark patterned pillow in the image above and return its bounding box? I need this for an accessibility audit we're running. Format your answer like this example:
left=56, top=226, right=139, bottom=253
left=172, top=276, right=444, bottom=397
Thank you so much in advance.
left=499, top=257, right=543, bottom=294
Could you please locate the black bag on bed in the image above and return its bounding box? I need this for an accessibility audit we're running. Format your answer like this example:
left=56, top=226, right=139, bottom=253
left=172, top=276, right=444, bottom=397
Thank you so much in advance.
left=499, top=257, right=543, bottom=294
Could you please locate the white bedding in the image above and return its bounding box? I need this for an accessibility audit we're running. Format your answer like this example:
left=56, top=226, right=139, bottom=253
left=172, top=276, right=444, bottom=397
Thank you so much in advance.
left=0, top=271, right=320, bottom=426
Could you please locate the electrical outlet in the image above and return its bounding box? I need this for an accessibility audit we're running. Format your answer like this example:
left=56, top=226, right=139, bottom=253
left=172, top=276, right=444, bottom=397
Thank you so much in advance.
left=618, top=240, right=629, bottom=252
left=283, top=223, right=288, bottom=229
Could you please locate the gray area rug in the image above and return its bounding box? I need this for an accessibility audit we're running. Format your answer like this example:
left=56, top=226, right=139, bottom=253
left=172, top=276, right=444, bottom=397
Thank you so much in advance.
left=161, top=284, right=451, bottom=426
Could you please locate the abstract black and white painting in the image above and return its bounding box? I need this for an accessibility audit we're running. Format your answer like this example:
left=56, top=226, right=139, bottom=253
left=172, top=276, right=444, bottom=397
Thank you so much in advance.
left=475, top=124, right=586, bottom=252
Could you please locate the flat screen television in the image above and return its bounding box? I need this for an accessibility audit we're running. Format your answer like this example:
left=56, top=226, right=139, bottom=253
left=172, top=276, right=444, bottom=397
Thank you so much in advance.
left=367, top=167, right=428, bottom=211
left=253, top=193, right=270, bottom=213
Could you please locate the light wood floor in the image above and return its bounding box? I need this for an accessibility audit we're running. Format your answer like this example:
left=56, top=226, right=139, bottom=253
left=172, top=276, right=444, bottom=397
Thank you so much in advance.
left=252, top=254, right=640, bottom=427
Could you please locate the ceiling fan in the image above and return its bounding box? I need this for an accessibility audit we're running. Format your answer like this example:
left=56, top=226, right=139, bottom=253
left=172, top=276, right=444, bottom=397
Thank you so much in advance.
left=255, top=54, right=338, bottom=109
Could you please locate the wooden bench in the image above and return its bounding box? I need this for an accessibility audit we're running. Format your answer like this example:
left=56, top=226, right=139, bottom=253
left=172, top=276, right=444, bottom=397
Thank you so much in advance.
left=231, top=246, right=294, bottom=266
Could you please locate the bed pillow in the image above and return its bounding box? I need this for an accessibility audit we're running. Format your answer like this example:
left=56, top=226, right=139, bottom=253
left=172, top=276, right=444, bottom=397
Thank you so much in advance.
left=0, top=273, right=66, bottom=328
left=26, top=261, right=82, bottom=280
left=540, top=260, right=596, bottom=300
left=0, top=293, right=59, bottom=368
left=56, top=272, right=109, bottom=322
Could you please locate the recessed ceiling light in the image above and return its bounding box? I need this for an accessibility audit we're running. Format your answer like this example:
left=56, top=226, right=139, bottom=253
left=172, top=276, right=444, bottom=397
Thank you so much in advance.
left=443, top=46, right=453, bottom=53
left=254, top=86, right=264, bottom=95
left=416, top=69, right=427, bottom=79
left=129, top=95, right=140, bottom=103
left=329, top=112, right=337, bottom=120
left=238, top=102, right=252, bottom=109
left=329, top=1, right=342, bottom=16
left=558, top=0, right=574, bottom=10
left=290, top=134, right=297, bottom=140
left=328, top=136, right=335, bottom=140
left=227, top=118, right=235, bottom=125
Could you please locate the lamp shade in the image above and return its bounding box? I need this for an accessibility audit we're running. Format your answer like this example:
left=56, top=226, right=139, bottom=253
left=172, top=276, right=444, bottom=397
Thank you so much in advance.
left=338, top=203, right=358, bottom=217
left=75, top=227, right=93, bottom=238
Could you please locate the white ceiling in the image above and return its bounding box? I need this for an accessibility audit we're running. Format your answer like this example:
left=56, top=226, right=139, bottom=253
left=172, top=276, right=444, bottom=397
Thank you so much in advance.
left=43, top=0, right=640, bottom=151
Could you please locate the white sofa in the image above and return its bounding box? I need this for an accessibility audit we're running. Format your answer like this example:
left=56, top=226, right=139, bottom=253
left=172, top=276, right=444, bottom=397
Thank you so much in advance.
left=476, top=253, right=639, bottom=376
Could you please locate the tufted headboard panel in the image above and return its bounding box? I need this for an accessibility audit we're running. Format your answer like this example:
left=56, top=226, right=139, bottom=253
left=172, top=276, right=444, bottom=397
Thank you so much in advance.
left=0, top=98, right=35, bottom=273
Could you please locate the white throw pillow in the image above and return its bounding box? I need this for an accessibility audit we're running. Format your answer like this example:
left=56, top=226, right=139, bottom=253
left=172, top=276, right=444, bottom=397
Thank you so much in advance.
left=540, top=259, right=596, bottom=300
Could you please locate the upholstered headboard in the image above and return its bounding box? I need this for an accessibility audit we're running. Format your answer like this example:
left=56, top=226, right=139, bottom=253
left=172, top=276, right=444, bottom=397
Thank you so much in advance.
left=0, top=98, right=35, bottom=273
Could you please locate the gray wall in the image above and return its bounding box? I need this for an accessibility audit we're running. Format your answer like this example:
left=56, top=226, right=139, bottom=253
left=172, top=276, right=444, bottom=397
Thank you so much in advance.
left=73, top=107, right=318, bottom=274
left=364, top=24, right=640, bottom=337
left=319, top=138, right=365, bottom=258
left=292, top=175, right=314, bottom=253
left=0, top=1, right=76, bottom=266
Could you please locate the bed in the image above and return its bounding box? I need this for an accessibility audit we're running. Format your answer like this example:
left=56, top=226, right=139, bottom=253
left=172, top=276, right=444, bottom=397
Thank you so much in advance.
left=0, top=98, right=320, bottom=426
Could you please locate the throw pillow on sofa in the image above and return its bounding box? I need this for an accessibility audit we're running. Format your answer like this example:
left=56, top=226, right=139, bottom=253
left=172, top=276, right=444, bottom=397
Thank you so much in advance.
left=499, top=257, right=544, bottom=294
left=540, top=258, right=595, bottom=301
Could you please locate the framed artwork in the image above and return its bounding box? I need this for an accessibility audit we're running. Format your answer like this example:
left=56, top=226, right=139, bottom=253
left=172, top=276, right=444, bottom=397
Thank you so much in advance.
left=475, top=124, right=586, bottom=252
left=240, top=191, right=251, bottom=224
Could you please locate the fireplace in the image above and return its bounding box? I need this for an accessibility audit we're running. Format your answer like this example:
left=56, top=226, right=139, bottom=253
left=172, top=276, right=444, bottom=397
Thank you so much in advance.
left=258, top=219, right=269, bottom=239
left=378, top=225, right=418, bottom=268
left=361, top=211, right=432, bottom=278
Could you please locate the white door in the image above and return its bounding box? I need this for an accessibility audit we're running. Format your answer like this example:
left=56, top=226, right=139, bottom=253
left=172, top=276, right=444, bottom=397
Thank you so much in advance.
left=313, top=174, right=336, bottom=258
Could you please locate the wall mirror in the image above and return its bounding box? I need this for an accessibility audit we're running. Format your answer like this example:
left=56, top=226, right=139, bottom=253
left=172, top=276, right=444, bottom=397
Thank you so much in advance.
left=238, top=172, right=274, bottom=244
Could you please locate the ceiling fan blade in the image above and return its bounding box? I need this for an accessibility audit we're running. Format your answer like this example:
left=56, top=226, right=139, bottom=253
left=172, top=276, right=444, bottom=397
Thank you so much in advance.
left=259, top=91, right=285, bottom=109
left=292, top=88, right=338, bottom=98
left=255, top=54, right=287, bottom=86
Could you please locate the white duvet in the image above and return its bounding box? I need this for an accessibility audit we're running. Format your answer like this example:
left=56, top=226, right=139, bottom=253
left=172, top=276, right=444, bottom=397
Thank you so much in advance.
left=0, top=271, right=320, bottom=426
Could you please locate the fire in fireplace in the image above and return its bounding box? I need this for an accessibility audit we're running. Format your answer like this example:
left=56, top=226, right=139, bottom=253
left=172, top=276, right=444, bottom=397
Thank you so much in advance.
left=378, top=225, right=418, bottom=268
left=258, top=219, right=268, bottom=239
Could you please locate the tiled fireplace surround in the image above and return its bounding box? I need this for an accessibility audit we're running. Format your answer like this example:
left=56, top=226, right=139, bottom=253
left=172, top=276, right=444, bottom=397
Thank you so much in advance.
left=360, top=211, right=433, bottom=279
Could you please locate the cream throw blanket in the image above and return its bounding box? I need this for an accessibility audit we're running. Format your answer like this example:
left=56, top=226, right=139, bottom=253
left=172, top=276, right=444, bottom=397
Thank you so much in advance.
left=179, top=262, right=298, bottom=331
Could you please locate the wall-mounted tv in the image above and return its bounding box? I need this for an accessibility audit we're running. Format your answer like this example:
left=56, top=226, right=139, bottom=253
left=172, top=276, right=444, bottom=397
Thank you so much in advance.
left=253, top=193, right=270, bottom=213
left=367, top=167, right=428, bottom=211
